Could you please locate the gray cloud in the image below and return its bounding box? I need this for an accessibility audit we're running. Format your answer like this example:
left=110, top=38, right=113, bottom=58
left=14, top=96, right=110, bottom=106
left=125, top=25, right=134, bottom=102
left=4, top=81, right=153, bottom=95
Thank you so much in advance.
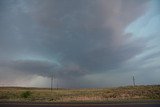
left=0, top=60, right=56, bottom=76
left=24, top=0, right=148, bottom=73
left=0, top=0, right=152, bottom=87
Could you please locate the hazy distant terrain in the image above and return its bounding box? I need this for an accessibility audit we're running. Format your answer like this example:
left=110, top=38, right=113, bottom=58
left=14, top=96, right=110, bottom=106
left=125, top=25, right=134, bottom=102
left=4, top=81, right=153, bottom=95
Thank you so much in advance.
left=0, top=85, right=160, bottom=103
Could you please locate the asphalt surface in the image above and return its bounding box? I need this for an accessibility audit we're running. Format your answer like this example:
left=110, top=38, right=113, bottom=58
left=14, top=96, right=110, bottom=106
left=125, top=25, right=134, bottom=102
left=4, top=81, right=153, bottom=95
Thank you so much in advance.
left=0, top=103, right=160, bottom=107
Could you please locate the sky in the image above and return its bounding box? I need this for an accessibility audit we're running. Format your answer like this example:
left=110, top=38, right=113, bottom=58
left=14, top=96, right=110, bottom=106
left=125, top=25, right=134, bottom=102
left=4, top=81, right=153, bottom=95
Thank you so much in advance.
left=0, top=0, right=160, bottom=88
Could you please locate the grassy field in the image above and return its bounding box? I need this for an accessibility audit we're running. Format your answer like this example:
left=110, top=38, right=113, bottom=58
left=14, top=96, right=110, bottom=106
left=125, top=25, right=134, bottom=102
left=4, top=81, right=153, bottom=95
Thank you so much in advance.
left=0, top=85, right=160, bottom=102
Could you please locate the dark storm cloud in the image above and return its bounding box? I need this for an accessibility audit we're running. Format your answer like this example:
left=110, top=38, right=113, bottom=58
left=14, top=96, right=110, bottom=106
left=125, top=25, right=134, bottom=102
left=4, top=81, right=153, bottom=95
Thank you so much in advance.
left=0, top=0, right=150, bottom=87
left=0, top=60, right=56, bottom=76
left=27, top=0, right=148, bottom=73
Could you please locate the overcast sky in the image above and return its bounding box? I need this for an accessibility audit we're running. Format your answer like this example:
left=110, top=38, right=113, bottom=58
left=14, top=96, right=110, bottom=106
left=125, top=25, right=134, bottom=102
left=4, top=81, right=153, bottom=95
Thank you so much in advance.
left=0, top=0, right=160, bottom=88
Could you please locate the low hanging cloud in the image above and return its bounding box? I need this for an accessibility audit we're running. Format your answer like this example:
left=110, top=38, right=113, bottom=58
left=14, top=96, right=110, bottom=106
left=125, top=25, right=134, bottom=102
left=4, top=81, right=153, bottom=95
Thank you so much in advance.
left=0, top=0, right=152, bottom=87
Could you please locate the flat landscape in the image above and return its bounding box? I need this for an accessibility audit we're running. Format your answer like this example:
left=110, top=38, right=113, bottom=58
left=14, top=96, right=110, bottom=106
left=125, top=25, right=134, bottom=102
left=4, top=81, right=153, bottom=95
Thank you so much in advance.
left=0, top=85, right=160, bottom=103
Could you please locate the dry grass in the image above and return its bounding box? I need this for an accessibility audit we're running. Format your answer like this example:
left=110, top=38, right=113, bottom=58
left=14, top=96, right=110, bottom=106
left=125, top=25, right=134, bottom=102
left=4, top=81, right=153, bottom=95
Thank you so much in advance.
left=0, top=85, right=160, bottom=102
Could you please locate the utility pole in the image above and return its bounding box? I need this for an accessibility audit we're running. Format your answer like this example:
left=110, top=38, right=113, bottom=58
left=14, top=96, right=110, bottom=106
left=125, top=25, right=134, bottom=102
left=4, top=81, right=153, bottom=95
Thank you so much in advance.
left=56, top=77, right=58, bottom=90
left=51, top=73, right=53, bottom=91
left=133, top=75, right=136, bottom=86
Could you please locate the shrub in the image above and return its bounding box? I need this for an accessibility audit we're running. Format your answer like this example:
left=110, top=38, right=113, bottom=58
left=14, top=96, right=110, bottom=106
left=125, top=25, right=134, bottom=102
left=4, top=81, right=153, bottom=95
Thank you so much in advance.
left=21, top=91, right=31, bottom=98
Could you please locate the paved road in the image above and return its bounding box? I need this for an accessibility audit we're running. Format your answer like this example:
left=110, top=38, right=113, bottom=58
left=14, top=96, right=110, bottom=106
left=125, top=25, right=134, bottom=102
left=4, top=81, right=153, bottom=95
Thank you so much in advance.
left=0, top=103, right=160, bottom=107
